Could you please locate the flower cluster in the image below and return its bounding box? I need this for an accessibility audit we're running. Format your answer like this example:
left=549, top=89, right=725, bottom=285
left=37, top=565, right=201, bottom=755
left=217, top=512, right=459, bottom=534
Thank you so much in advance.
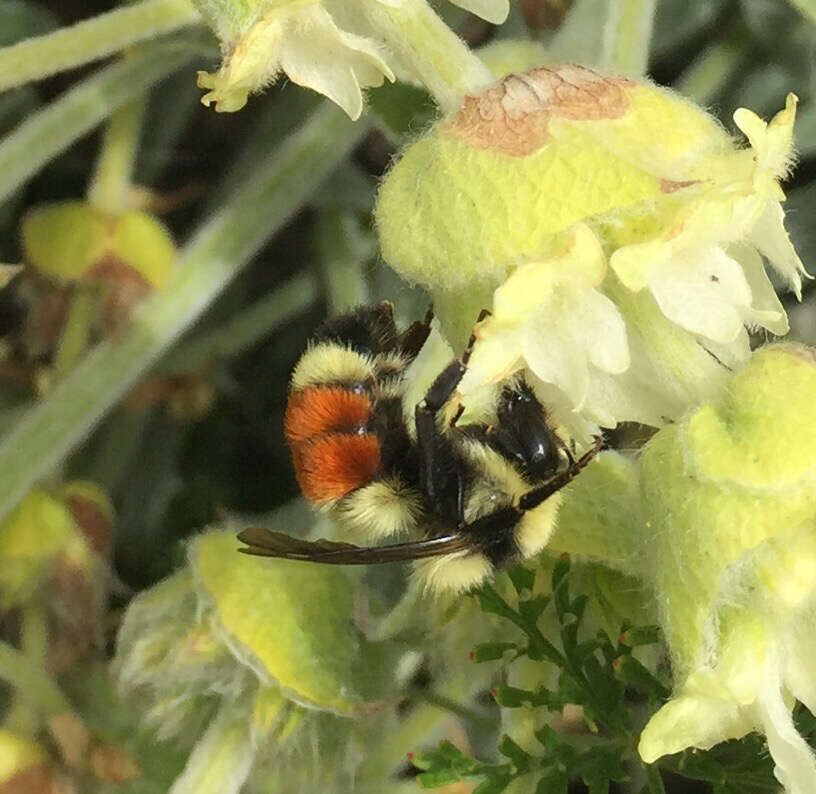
left=635, top=344, right=816, bottom=794
left=194, top=0, right=508, bottom=117
left=376, top=66, right=807, bottom=436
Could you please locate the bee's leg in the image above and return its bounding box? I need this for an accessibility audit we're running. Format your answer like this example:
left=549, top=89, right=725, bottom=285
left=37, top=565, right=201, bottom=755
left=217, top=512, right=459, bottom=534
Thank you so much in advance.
left=516, top=437, right=603, bottom=513
left=396, top=307, right=434, bottom=361
left=461, top=308, right=491, bottom=364
left=415, top=359, right=468, bottom=524
left=414, top=309, right=492, bottom=523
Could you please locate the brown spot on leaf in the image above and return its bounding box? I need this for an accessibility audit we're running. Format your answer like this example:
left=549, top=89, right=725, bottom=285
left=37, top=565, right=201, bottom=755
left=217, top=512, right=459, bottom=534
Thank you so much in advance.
left=660, top=178, right=700, bottom=193
left=45, top=558, right=104, bottom=675
left=87, top=254, right=153, bottom=333
left=47, top=713, right=92, bottom=770
left=444, top=65, right=632, bottom=156
left=64, top=495, right=112, bottom=557
left=90, top=744, right=141, bottom=784
left=0, top=765, right=73, bottom=794
left=522, top=0, right=573, bottom=32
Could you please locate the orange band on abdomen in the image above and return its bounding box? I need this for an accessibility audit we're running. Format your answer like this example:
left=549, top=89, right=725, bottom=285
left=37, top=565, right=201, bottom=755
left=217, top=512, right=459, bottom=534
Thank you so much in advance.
left=284, top=387, right=371, bottom=444
left=293, top=433, right=381, bottom=505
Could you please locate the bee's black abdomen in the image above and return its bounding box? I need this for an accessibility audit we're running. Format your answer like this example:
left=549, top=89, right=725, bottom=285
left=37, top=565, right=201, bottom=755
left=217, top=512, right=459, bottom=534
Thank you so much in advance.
left=313, top=302, right=399, bottom=357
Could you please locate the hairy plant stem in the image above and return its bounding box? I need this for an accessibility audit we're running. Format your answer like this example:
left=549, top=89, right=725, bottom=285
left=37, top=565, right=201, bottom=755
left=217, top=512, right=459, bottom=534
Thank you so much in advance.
left=0, top=105, right=368, bottom=523
left=0, top=0, right=200, bottom=93
left=601, top=0, right=656, bottom=75
left=52, top=285, right=97, bottom=383
left=158, top=272, right=319, bottom=374
left=358, top=0, right=493, bottom=113
left=789, top=0, right=816, bottom=25
left=20, top=603, right=48, bottom=669
left=0, top=639, right=73, bottom=716
left=0, top=36, right=201, bottom=205
left=168, top=699, right=255, bottom=794
left=357, top=702, right=447, bottom=786
left=88, top=99, right=147, bottom=215
left=675, top=31, right=750, bottom=104
left=316, top=210, right=372, bottom=314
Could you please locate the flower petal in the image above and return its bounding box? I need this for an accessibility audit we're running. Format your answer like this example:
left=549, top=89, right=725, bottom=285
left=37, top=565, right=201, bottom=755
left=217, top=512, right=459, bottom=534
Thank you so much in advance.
left=649, top=246, right=752, bottom=344
left=638, top=670, right=752, bottom=762
left=728, top=242, right=789, bottom=336
left=458, top=329, right=524, bottom=392
left=749, top=200, right=810, bottom=299
left=783, top=615, right=816, bottom=717
left=279, top=6, right=393, bottom=120
left=734, top=93, right=798, bottom=179
left=756, top=666, right=816, bottom=794
left=522, top=303, right=590, bottom=410
left=448, top=0, right=509, bottom=24
left=572, top=288, right=630, bottom=374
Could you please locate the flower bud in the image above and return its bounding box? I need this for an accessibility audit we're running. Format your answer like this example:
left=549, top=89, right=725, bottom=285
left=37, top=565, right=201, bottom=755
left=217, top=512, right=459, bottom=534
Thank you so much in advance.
left=0, top=729, right=61, bottom=793
left=57, top=481, right=114, bottom=557
left=22, top=201, right=174, bottom=289
left=191, top=529, right=364, bottom=715
left=635, top=344, right=816, bottom=794
left=0, top=488, right=76, bottom=609
left=115, top=528, right=387, bottom=791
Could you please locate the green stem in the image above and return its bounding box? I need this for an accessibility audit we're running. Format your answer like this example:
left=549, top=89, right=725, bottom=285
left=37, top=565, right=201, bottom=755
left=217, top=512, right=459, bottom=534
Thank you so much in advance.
left=0, top=105, right=368, bottom=523
left=168, top=699, right=255, bottom=794
left=411, top=688, right=494, bottom=730
left=316, top=210, right=372, bottom=314
left=645, top=761, right=667, bottom=794
left=52, top=286, right=97, bottom=383
left=674, top=32, right=748, bottom=104
left=601, top=0, right=656, bottom=75
left=357, top=702, right=447, bottom=787
left=0, top=0, right=200, bottom=93
left=2, top=604, right=51, bottom=732
left=788, top=0, right=816, bottom=25
left=0, top=36, right=200, bottom=206
left=20, top=604, right=48, bottom=669
left=358, top=0, right=493, bottom=112
left=0, top=639, right=73, bottom=716
left=88, top=99, right=147, bottom=215
left=158, top=272, right=319, bottom=374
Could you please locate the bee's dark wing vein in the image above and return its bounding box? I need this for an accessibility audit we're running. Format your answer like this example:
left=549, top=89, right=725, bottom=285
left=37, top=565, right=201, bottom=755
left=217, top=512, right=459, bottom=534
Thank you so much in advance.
left=237, top=527, right=470, bottom=564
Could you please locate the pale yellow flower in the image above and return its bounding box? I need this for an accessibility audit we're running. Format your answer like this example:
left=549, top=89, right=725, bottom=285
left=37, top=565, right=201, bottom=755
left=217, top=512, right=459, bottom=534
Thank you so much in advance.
left=376, top=66, right=808, bottom=428
left=376, top=0, right=509, bottom=24
left=460, top=224, right=630, bottom=423
left=195, top=0, right=394, bottom=118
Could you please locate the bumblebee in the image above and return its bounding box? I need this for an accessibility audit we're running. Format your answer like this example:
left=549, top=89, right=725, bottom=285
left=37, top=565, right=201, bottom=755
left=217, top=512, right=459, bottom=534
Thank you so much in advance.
left=238, top=302, right=599, bottom=594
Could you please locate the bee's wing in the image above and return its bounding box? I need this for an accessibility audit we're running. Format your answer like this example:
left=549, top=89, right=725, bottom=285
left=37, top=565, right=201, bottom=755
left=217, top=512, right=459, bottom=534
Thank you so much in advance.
left=237, top=527, right=470, bottom=564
